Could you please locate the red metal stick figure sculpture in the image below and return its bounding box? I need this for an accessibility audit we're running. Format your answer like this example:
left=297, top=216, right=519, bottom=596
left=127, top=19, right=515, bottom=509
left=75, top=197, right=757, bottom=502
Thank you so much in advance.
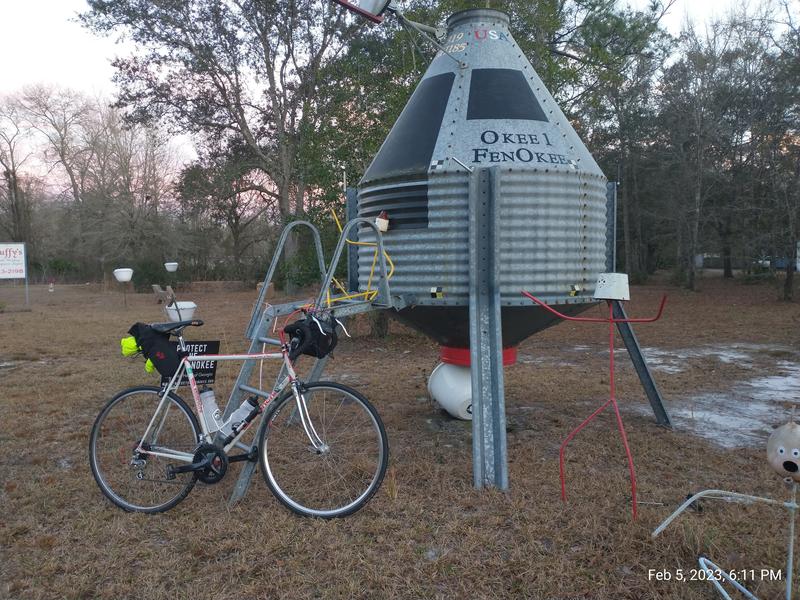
left=522, top=274, right=666, bottom=520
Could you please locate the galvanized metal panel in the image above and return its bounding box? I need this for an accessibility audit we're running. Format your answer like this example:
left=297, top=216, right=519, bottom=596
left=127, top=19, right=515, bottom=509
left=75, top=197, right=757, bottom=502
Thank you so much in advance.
left=358, top=168, right=607, bottom=305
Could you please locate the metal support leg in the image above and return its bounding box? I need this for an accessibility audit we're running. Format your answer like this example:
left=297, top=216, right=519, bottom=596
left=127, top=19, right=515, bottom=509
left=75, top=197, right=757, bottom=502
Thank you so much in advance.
left=346, top=188, right=359, bottom=293
left=469, top=167, right=508, bottom=490
left=228, top=421, right=265, bottom=505
left=787, top=482, right=797, bottom=600
left=605, top=182, right=617, bottom=272
left=228, top=454, right=260, bottom=505
left=307, top=356, right=329, bottom=384
left=612, top=300, right=671, bottom=427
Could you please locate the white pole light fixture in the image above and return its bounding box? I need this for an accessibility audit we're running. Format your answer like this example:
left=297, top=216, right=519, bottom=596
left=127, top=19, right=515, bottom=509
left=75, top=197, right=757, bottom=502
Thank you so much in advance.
left=112, top=268, right=134, bottom=308
left=113, top=268, right=133, bottom=283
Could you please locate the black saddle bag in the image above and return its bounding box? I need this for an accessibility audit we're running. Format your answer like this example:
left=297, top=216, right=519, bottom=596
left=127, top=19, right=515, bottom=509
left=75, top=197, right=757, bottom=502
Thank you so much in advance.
left=128, top=322, right=182, bottom=378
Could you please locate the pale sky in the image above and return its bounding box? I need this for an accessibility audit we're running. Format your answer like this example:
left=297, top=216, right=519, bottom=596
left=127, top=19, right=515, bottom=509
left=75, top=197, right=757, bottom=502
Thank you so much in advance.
left=0, top=0, right=127, bottom=96
left=0, top=0, right=748, bottom=97
left=628, top=0, right=746, bottom=34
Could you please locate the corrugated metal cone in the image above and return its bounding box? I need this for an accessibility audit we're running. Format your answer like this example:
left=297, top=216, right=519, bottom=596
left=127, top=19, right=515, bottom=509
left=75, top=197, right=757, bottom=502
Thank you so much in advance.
left=358, top=8, right=608, bottom=350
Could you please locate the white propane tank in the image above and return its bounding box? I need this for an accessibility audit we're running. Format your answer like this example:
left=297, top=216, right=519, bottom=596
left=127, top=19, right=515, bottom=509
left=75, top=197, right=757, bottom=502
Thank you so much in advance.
left=427, top=362, right=472, bottom=420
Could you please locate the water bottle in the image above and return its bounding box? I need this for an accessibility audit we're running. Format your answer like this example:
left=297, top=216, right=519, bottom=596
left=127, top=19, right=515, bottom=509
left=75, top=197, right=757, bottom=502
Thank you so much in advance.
left=220, top=396, right=259, bottom=437
left=199, top=388, right=223, bottom=433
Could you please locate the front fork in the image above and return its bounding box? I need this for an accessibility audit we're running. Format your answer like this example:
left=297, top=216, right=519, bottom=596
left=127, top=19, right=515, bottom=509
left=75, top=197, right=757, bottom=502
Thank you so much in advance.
left=291, top=381, right=328, bottom=454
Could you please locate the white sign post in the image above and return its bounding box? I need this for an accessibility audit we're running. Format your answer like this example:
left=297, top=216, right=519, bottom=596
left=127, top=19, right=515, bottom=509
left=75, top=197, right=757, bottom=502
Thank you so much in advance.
left=0, top=243, right=29, bottom=305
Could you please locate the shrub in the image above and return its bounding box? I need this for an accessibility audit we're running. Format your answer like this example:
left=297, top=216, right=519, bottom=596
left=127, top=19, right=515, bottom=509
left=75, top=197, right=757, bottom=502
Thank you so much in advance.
left=48, top=258, right=80, bottom=278
left=130, top=260, right=167, bottom=292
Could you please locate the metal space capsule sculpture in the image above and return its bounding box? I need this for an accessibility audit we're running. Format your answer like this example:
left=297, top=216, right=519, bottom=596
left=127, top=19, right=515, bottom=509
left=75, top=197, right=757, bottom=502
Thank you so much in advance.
left=330, top=2, right=673, bottom=491
left=357, top=8, right=609, bottom=360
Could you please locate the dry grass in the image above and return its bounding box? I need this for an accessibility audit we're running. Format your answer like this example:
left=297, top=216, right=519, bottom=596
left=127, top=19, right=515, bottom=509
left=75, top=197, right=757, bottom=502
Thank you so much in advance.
left=1, top=274, right=798, bottom=599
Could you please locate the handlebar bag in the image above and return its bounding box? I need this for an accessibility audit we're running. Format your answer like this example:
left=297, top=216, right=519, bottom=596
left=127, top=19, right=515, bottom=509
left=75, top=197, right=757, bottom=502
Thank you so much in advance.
left=128, top=322, right=181, bottom=378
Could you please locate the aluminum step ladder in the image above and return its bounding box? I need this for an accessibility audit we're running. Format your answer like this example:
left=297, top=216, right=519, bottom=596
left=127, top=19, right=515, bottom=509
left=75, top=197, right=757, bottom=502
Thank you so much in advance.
left=221, top=217, right=402, bottom=505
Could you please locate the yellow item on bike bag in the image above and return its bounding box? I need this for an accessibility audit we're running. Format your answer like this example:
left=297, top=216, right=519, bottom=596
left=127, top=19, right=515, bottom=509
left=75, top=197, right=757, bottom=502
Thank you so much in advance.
left=120, top=336, right=141, bottom=356
left=121, top=335, right=155, bottom=374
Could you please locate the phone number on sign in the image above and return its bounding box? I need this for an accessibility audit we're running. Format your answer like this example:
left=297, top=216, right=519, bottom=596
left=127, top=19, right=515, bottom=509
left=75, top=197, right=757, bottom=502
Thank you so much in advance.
left=648, top=568, right=783, bottom=582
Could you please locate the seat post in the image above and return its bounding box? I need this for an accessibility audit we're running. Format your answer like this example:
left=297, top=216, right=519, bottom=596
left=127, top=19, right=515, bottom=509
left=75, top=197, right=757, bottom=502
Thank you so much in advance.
left=175, top=330, right=187, bottom=352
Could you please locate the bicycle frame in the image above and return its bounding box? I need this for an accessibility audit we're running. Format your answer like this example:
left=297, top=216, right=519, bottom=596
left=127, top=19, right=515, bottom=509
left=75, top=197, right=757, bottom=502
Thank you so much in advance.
left=135, top=334, right=326, bottom=465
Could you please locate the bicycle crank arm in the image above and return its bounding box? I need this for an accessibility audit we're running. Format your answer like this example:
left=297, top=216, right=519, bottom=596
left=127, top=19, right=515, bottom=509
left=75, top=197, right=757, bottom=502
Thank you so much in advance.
left=227, top=448, right=258, bottom=463
left=166, top=457, right=212, bottom=478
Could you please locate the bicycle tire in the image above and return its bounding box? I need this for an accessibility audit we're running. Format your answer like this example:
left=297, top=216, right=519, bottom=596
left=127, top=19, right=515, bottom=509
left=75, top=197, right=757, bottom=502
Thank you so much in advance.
left=258, top=381, right=389, bottom=518
left=89, top=386, right=201, bottom=513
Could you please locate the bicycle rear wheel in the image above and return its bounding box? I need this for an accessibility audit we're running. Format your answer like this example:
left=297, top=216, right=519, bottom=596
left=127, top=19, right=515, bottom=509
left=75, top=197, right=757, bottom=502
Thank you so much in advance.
left=89, top=386, right=201, bottom=513
left=258, top=382, right=388, bottom=518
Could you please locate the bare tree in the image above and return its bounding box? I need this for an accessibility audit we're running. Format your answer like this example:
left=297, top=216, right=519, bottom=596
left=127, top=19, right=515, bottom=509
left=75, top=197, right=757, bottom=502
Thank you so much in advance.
left=0, top=97, right=34, bottom=245
left=19, top=86, right=92, bottom=206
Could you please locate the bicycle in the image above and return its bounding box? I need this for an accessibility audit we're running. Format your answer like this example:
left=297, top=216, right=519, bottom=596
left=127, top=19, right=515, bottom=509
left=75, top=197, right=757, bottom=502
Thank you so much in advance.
left=89, top=310, right=389, bottom=518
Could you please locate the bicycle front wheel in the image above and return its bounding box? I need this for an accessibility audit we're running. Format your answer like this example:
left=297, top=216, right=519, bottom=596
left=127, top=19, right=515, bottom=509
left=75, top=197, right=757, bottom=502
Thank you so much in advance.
left=259, top=382, right=388, bottom=518
left=89, top=386, right=201, bottom=513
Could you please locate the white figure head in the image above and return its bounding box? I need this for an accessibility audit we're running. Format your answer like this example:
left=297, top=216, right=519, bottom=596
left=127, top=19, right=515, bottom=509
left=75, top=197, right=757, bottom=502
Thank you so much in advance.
left=767, top=422, right=800, bottom=482
left=594, top=273, right=630, bottom=301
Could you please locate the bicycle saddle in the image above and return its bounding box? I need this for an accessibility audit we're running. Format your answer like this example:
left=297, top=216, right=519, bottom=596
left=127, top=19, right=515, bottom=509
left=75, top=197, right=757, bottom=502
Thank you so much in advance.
left=150, top=319, right=204, bottom=334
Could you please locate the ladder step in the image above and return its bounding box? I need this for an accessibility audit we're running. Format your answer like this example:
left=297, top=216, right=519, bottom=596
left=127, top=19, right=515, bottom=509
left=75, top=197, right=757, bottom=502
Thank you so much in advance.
left=239, top=383, right=272, bottom=398
left=257, top=336, right=281, bottom=346
left=329, top=297, right=367, bottom=304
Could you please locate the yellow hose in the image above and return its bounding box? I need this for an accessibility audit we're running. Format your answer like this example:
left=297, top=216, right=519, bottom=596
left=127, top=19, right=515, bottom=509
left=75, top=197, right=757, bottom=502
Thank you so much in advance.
left=325, top=206, right=394, bottom=306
